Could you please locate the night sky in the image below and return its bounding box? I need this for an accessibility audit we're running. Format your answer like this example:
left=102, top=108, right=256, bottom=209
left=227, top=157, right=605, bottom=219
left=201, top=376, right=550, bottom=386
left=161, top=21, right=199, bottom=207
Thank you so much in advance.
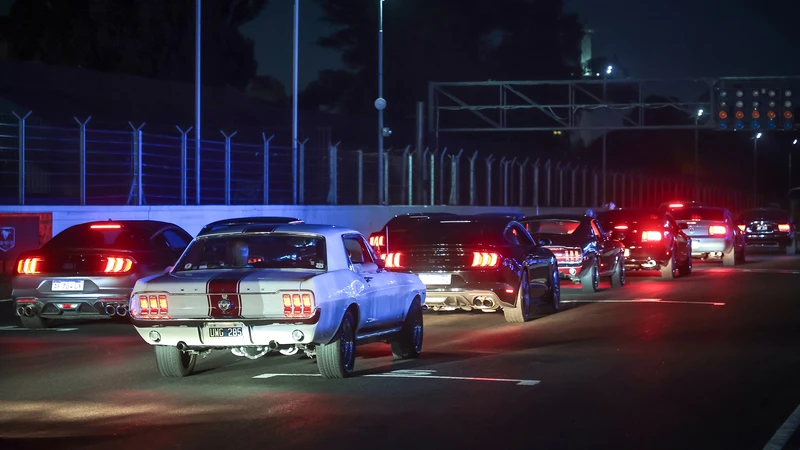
left=3, top=0, right=799, bottom=90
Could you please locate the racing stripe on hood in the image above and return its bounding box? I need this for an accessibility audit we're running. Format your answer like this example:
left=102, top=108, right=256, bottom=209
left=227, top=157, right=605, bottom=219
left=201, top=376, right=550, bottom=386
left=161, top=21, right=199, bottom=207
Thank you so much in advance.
left=206, top=272, right=246, bottom=318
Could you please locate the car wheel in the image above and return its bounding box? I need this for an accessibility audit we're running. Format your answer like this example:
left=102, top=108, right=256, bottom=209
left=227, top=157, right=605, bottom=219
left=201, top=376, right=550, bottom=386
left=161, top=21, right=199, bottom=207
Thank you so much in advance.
left=19, top=315, right=52, bottom=329
left=580, top=260, right=600, bottom=292
left=611, top=256, right=626, bottom=288
left=317, top=310, right=356, bottom=378
left=722, top=245, right=737, bottom=266
left=678, top=250, right=692, bottom=277
left=787, top=235, right=798, bottom=255
left=549, top=267, right=565, bottom=312
left=661, top=252, right=677, bottom=279
left=391, top=300, right=423, bottom=359
left=504, top=272, right=532, bottom=323
left=155, top=345, right=197, bottom=378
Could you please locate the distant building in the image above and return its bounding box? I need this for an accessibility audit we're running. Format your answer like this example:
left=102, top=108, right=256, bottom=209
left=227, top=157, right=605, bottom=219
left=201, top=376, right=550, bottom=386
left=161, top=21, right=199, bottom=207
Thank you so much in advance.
left=581, top=30, right=594, bottom=77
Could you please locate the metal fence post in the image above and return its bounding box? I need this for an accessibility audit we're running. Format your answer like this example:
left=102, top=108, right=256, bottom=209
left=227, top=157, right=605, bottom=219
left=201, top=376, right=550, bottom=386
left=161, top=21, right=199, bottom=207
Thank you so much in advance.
left=532, top=159, right=540, bottom=207
left=556, top=162, right=564, bottom=207
left=620, top=174, right=627, bottom=208
left=611, top=172, right=618, bottom=204
left=261, top=133, right=274, bottom=205
left=127, top=122, right=146, bottom=206
left=438, top=148, right=448, bottom=205
left=571, top=166, right=579, bottom=206
left=592, top=169, right=599, bottom=207
left=499, top=157, right=507, bottom=206
left=469, top=151, right=478, bottom=206
left=545, top=159, right=552, bottom=207
left=356, top=149, right=364, bottom=205
left=176, top=125, right=193, bottom=206
left=518, top=158, right=529, bottom=206
left=449, top=149, right=463, bottom=205
left=75, top=116, right=91, bottom=206
left=429, top=149, right=436, bottom=206
left=486, top=154, right=495, bottom=206
left=298, top=138, right=309, bottom=204
left=12, top=111, right=32, bottom=205
left=638, top=176, right=645, bottom=207
left=220, top=130, right=238, bottom=205
left=581, top=166, right=588, bottom=207
left=328, top=142, right=340, bottom=205
left=401, top=146, right=410, bottom=205
left=383, top=147, right=392, bottom=205
left=406, top=146, right=414, bottom=206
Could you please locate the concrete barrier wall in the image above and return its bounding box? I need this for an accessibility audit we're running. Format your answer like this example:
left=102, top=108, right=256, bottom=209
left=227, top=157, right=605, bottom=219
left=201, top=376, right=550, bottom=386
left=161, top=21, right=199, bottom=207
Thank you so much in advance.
left=0, top=205, right=588, bottom=237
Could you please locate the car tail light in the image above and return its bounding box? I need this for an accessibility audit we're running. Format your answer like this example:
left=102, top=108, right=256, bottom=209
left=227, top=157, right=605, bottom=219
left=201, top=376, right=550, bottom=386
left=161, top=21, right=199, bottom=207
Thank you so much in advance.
left=282, top=292, right=315, bottom=318
left=737, top=225, right=745, bottom=232
left=369, top=235, right=385, bottom=247
left=614, top=225, right=629, bottom=230
left=669, top=203, right=684, bottom=208
left=555, top=248, right=582, bottom=264
left=641, top=231, right=662, bottom=242
left=778, top=224, right=791, bottom=232
left=380, top=252, right=402, bottom=268
left=17, top=257, right=43, bottom=274
left=471, top=252, right=500, bottom=268
left=91, top=224, right=121, bottom=229
left=137, top=294, right=168, bottom=317
left=708, top=225, right=727, bottom=236
left=104, top=257, right=134, bottom=273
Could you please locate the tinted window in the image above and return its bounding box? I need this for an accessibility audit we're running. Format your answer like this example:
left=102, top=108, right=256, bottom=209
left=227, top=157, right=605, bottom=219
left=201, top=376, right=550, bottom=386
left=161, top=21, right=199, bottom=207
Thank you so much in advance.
left=175, top=234, right=326, bottom=271
left=512, top=224, right=534, bottom=245
left=343, top=236, right=373, bottom=264
left=44, top=224, right=151, bottom=250
left=394, top=221, right=504, bottom=246
left=523, top=219, right=581, bottom=235
left=671, top=208, right=725, bottom=221
left=163, top=230, right=190, bottom=249
left=739, top=209, right=790, bottom=222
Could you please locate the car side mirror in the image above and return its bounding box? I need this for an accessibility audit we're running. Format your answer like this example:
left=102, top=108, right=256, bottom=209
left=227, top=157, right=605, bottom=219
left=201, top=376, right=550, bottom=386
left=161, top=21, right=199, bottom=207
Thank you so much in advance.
left=679, top=223, right=689, bottom=230
left=537, top=237, right=552, bottom=246
left=375, top=258, right=386, bottom=269
left=164, top=266, right=173, bottom=274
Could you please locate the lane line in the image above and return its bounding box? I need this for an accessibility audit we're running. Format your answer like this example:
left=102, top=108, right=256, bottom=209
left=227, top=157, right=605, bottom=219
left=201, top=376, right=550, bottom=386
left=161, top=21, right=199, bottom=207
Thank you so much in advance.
left=763, top=403, right=800, bottom=450
left=560, top=299, right=725, bottom=306
left=254, top=369, right=540, bottom=386
left=0, top=326, right=79, bottom=332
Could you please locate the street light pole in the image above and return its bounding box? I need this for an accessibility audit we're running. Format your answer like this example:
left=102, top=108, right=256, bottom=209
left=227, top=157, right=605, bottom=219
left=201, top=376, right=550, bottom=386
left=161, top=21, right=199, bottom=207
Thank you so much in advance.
left=694, top=109, right=703, bottom=200
left=292, top=0, right=299, bottom=205
left=753, top=132, right=761, bottom=205
left=195, top=0, right=202, bottom=205
left=791, top=139, right=798, bottom=190
left=376, top=0, right=385, bottom=205
left=601, top=65, right=612, bottom=206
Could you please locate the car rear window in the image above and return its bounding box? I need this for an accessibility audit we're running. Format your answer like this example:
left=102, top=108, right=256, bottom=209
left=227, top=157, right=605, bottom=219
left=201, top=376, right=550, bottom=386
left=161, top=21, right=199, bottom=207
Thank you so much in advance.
left=670, top=208, right=725, bottom=221
left=522, top=219, right=581, bottom=235
left=390, top=221, right=504, bottom=246
left=597, top=210, right=664, bottom=228
left=44, top=224, right=151, bottom=250
left=175, top=233, right=327, bottom=271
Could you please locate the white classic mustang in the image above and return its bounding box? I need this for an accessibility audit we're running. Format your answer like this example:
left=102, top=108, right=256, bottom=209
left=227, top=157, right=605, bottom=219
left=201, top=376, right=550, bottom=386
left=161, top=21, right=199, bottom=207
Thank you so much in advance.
left=129, top=224, right=426, bottom=379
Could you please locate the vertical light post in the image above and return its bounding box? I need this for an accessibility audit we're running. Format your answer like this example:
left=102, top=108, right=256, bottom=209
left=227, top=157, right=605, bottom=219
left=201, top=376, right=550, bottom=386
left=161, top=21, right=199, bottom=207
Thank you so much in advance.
left=292, top=0, right=300, bottom=204
left=753, top=132, right=762, bottom=204
left=694, top=108, right=703, bottom=199
left=195, top=0, right=202, bottom=205
left=791, top=138, right=798, bottom=189
left=601, top=65, right=612, bottom=205
left=375, top=0, right=386, bottom=205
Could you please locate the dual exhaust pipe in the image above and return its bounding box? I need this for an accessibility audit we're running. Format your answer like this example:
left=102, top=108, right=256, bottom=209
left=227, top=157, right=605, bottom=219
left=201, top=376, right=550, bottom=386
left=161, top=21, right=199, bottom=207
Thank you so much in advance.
left=105, top=304, right=129, bottom=317
left=16, top=305, right=37, bottom=317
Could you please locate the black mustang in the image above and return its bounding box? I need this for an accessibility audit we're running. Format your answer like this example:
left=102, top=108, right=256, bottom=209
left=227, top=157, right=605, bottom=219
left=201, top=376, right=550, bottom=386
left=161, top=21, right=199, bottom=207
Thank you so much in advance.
left=737, top=208, right=797, bottom=254
left=596, top=209, right=693, bottom=279
left=519, top=214, right=626, bottom=292
left=378, top=215, right=561, bottom=323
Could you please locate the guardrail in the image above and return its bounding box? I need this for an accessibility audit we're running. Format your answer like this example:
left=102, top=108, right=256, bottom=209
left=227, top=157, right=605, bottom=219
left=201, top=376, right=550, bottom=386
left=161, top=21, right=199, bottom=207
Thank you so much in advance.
left=0, top=112, right=756, bottom=211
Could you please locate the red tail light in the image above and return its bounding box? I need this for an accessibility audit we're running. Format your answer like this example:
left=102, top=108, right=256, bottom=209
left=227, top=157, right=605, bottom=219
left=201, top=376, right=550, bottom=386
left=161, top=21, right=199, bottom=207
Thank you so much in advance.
left=137, top=294, right=168, bottom=317
left=380, top=252, right=402, bottom=268
left=641, top=231, right=662, bottom=242
left=778, top=224, right=791, bottom=232
left=369, top=235, right=385, bottom=247
left=471, top=252, right=500, bottom=267
left=282, top=292, right=315, bottom=318
left=104, top=257, right=134, bottom=273
left=668, top=203, right=684, bottom=208
left=708, top=225, right=727, bottom=236
left=17, top=257, right=43, bottom=274
left=614, top=225, right=629, bottom=230
left=737, top=225, right=745, bottom=232
left=91, top=224, right=121, bottom=229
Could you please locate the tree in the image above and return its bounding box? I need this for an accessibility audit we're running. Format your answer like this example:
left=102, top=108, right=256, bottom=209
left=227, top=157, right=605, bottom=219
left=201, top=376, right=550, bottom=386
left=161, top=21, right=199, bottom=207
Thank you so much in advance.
left=246, top=75, right=289, bottom=107
left=0, top=0, right=267, bottom=90
left=306, top=0, right=584, bottom=120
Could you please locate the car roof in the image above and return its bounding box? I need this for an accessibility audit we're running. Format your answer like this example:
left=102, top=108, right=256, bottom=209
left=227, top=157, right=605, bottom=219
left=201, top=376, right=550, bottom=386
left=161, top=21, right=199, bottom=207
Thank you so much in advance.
left=76, top=220, right=182, bottom=234
left=196, top=223, right=359, bottom=239
left=198, top=217, right=303, bottom=235
left=519, top=214, right=588, bottom=222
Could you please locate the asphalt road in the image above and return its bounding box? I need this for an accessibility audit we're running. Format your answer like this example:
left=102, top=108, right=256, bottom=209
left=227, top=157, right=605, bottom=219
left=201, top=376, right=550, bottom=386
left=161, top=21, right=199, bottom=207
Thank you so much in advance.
left=1, top=251, right=800, bottom=450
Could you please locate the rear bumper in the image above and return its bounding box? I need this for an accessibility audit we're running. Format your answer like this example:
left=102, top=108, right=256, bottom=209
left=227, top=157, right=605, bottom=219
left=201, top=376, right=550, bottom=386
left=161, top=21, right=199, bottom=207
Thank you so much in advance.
left=744, top=233, right=792, bottom=247
left=415, top=271, right=516, bottom=310
left=12, top=291, right=133, bottom=319
left=623, top=248, right=670, bottom=270
left=133, top=319, right=321, bottom=349
left=689, top=237, right=729, bottom=256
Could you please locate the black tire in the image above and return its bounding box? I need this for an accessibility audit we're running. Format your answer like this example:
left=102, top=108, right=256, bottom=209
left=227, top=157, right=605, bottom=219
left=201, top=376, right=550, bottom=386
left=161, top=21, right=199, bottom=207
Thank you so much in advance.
left=787, top=235, right=797, bottom=255
left=580, top=260, right=600, bottom=292
left=661, top=252, right=677, bottom=279
left=503, top=272, right=532, bottom=323
left=549, top=266, right=565, bottom=312
left=722, top=245, right=737, bottom=266
left=610, top=256, right=626, bottom=288
left=678, top=250, right=692, bottom=277
left=391, top=300, right=423, bottom=359
left=155, top=345, right=197, bottom=378
left=317, top=310, right=357, bottom=378
left=20, top=315, right=52, bottom=329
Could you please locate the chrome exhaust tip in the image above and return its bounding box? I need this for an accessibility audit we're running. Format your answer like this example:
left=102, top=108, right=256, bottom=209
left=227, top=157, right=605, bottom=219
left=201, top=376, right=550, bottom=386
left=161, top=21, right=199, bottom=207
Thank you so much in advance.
left=24, top=305, right=37, bottom=317
left=116, top=305, right=128, bottom=317
left=177, top=342, right=188, bottom=351
left=105, top=305, right=117, bottom=316
left=16, top=306, right=26, bottom=317
left=268, top=340, right=280, bottom=351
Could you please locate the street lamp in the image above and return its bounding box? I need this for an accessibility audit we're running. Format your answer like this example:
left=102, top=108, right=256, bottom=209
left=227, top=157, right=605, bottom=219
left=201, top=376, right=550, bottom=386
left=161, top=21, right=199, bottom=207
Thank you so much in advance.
left=195, top=0, right=202, bottom=205
left=694, top=108, right=704, bottom=199
left=601, top=65, right=613, bottom=205
left=753, top=132, right=762, bottom=204
left=375, top=0, right=386, bottom=205
left=791, top=138, right=798, bottom=189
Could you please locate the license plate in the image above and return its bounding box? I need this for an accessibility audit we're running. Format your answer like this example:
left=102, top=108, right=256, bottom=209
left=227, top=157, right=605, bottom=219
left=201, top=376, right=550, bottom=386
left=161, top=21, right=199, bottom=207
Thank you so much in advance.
left=418, top=273, right=451, bottom=285
left=206, top=322, right=245, bottom=340
left=693, top=240, right=701, bottom=248
left=51, top=280, right=85, bottom=291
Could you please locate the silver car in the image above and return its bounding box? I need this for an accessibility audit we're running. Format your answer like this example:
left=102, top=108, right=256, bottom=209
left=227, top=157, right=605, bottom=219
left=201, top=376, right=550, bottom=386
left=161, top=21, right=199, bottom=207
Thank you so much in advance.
left=667, top=206, right=744, bottom=266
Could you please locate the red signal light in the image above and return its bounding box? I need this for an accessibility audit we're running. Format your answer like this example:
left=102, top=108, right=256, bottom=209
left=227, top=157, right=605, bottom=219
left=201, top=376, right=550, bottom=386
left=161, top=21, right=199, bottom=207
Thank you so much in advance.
left=777, top=224, right=790, bottom=232
left=471, top=252, right=500, bottom=267
left=641, top=231, right=662, bottom=242
left=614, top=225, right=629, bottom=230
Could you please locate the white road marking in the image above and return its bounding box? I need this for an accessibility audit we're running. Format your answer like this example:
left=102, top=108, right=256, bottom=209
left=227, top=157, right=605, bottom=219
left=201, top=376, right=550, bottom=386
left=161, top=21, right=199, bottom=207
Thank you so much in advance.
left=560, top=299, right=725, bottom=306
left=0, top=326, right=79, bottom=332
left=763, top=403, right=800, bottom=450
left=254, top=369, right=540, bottom=386
left=704, top=268, right=800, bottom=275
